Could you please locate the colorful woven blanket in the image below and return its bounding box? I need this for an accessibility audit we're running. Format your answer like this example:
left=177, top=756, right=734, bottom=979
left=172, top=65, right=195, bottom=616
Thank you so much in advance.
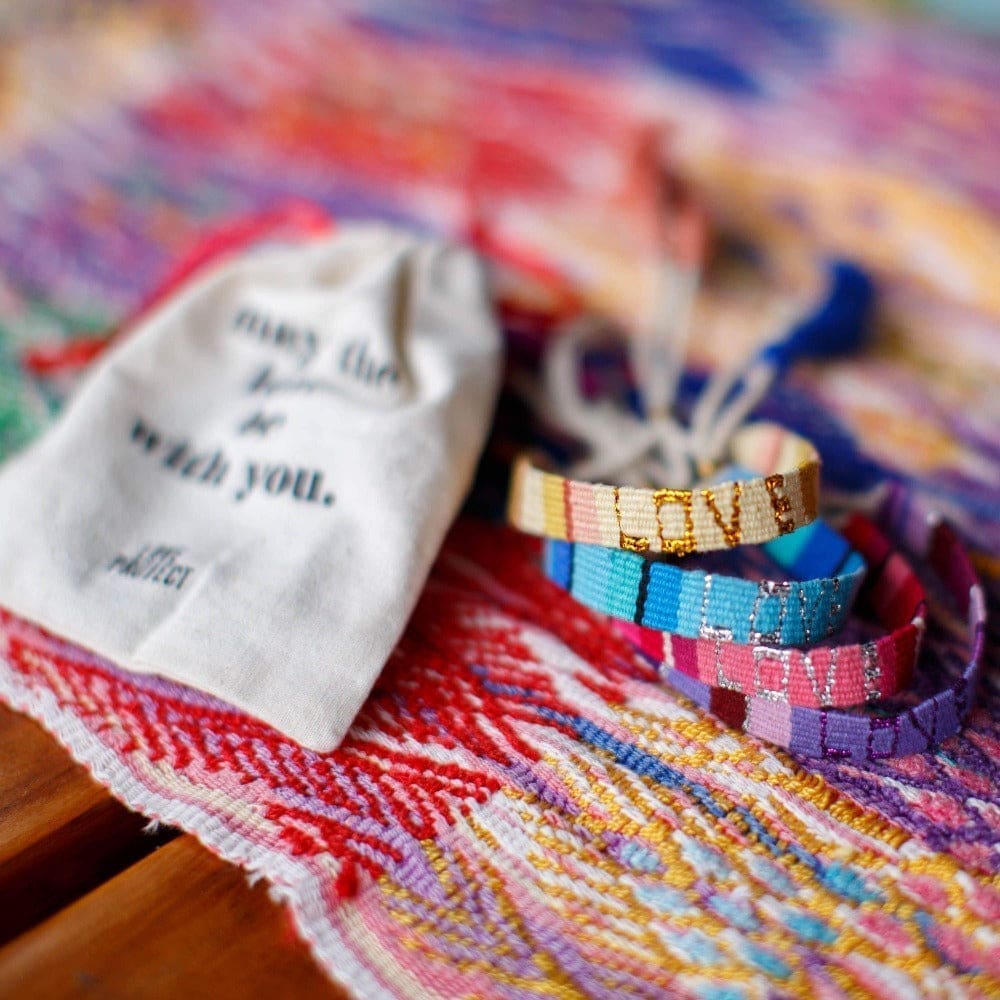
left=1, top=3, right=998, bottom=997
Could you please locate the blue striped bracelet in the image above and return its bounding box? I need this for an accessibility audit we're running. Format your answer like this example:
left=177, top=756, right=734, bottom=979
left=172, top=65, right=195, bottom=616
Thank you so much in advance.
left=542, top=519, right=866, bottom=647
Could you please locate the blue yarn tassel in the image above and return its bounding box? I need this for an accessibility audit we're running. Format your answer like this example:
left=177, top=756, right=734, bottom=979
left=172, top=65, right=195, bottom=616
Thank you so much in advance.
left=759, top=260, right=875, bottom=372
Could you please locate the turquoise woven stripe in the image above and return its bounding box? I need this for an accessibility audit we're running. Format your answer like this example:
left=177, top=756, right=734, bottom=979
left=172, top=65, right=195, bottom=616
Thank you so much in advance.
left=544, top=521, right=866, bottom=647
left=674, top=570, right=706, bottom=638
left=767, top=518, right=857, bottom=579
left=639, top=561, right=681, bottom=632
left=702, top=572, right=756, bottom=638
left=574, top=546, right=643, bottom=622
left=765, top=519, right=816, bottom=569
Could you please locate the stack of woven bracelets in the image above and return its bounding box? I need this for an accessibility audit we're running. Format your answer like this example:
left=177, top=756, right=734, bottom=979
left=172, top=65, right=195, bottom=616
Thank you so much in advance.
left=508, top=424, right=985, bottom=763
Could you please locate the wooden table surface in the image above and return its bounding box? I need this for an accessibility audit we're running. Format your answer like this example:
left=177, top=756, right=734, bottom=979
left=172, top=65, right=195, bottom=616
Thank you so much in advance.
left=0, top=705, right=349, bottom=999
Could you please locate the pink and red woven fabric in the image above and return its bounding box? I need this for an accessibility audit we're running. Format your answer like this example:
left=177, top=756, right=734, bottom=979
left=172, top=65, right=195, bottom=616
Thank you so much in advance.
left=2, top=517, right=998, bottom=996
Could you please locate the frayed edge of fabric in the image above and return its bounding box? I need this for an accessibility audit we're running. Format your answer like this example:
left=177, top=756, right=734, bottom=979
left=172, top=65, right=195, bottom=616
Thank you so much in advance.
left=0, top=659, right=395, bottom=1000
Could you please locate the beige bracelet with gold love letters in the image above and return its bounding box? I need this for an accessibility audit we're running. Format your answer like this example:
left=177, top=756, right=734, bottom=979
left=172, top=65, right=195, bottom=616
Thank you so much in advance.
left=507, top=423, right=820, bottom=557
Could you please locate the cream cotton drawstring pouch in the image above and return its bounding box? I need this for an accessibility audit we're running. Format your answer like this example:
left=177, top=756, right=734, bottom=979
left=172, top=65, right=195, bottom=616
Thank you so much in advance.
left=0, top=223, right=502, bottom=750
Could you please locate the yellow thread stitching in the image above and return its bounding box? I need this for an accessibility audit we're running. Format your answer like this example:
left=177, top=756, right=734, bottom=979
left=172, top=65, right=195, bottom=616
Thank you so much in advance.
left=700, top=481, right=743, bottom=548
left=764, top=472, right=796, bottom=534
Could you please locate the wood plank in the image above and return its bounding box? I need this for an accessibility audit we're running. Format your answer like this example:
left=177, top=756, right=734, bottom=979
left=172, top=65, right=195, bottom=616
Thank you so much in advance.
left=0, top=706, right=172, bottom=942
left=0, top=835, right=349, bottom=999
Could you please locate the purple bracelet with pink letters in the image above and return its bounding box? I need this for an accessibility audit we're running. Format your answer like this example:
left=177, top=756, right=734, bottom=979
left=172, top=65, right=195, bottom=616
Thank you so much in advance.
left=618, top=488, right=985, bottom=763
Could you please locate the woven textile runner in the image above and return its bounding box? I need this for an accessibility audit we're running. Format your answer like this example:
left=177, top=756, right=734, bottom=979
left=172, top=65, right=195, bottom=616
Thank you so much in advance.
left=1, top=520, right=998, bottom=998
